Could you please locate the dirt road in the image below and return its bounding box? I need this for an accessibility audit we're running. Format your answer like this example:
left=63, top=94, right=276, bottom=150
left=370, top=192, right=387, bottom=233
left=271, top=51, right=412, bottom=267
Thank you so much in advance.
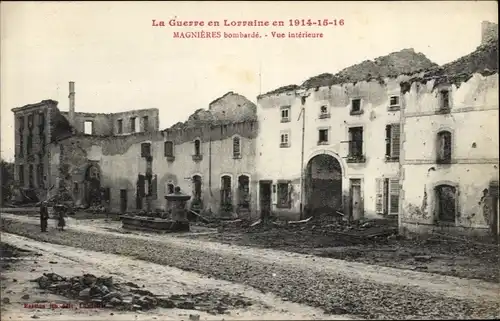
left=1, top=233, right=343, bottom=320
left=1, top=213, right=499, bottom=319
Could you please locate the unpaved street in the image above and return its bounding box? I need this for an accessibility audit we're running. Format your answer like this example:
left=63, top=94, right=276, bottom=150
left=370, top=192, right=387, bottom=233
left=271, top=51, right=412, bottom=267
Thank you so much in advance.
left=1, top=233, right=341, bottom=320
left=1, top=213, right=500, bottom=320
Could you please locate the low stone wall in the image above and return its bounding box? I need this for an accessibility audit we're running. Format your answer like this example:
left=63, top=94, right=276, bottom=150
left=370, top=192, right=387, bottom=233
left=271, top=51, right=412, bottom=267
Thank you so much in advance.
left=121, top=216, right=189, bottom=233
left=0, top=207, right=39, bottom=214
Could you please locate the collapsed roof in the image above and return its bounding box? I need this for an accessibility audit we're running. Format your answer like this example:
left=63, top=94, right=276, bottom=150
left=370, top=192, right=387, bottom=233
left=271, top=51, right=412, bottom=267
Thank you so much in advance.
left=163, top=92, right=257, bottom=132
left=401, top=37, right=498, bottom=93
left=259, top=48, right=439, bottom=98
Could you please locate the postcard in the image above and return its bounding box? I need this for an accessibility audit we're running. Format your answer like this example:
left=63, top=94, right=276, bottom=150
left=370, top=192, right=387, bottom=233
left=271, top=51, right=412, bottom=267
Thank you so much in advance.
left=1, top=1, right=498, bottom=320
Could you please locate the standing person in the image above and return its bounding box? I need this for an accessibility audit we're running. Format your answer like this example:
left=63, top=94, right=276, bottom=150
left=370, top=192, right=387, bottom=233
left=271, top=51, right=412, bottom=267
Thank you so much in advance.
left=57, top=204, right=66, bottom=231
left=40, top=201, right=49, bottom=232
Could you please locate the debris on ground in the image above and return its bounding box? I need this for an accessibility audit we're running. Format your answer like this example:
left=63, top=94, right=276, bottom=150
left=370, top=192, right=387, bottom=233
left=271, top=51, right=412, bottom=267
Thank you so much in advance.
left=2, top=219, right=499, bottom=320
left=178, top=213, right=499, bottom=283
left=414, top=255, right=433, bottom=262
left=84, top=205, right=106, bottom=214
left=0, top=242, right=32, bottom=272
left=30, top=272, right=254, bottom=313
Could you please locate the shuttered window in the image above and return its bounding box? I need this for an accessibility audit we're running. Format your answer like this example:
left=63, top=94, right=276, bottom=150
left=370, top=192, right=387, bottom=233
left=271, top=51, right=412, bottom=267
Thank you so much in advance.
left=385, top=124, right=400, bottom=159
left=152, top=175, right=157, bottom=199
left=144, top=176, right=149, bottom=196
left=389, top=178, right=400, bottom=214
left=375, top=178, right=384, bottom=214
left=164, top=141, right=174, bottom=157
left=437, top=131, right=452, bottom=163
left=375, top=177, right=400, bottom=215
left=233, top=137, right=241, bottom=158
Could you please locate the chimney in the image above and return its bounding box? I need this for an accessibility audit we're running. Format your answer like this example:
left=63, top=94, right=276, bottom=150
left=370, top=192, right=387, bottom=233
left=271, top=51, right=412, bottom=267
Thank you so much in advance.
left=481, top=21, right=498, bottom=46
left=68, top=81, right=75, bottom=127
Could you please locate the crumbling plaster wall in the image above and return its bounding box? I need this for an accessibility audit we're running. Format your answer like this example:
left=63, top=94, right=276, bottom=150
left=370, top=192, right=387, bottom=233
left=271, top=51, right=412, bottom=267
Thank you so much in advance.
left=482, top=21, right=498, bottom=46
left=61, top=112, right=112, bottom=136
left=110, top=109, right=159, bottom=135
left=60, top=108, right=159, bottom=136
left=12, top=100, right=57, bottom=201
left=209, top=92, right=258, bottom=123
left=50, top=132, right=157, bottom=210
left=256, top=76, right=412, bottom=220
left=400, top=73, right=499, bottom=237
left=154, top=121, right=258, bottom=218
left=50, top=120, right=259, bottom=215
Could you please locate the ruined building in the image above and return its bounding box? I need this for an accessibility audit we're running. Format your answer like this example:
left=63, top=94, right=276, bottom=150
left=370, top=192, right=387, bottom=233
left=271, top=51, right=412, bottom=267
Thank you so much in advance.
left=10, top=21, right=498, bottom=237
left=11, top=99, right=71, bottom=203
left=399, top=23, right=499, bottom=238
left=255, top=48, right=438, bottom=221
left=11, top=82, right=259, bottom=217
left=254, top=21, right=498, bottom=238
left=11, top=82, right=160, bottom=205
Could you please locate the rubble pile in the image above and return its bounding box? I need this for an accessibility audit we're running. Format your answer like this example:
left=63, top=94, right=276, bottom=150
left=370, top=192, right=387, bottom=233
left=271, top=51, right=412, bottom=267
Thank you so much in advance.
left=1, top=242, right=31, bottom=272
left=3, top=219, right=499, bottom=319
left=84, top=205, right=106, bottom=214
left=31, top=273, right=253, bottom=313
left=245, top=214, right=397, bottom=239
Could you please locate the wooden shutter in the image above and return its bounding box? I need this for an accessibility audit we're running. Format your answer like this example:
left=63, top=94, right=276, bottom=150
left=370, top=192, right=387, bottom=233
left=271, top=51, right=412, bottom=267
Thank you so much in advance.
left=389, top=178, right=400, bottom=214
left=233, top=137, right=240, bottom=157
left=375, top=178, right=384, bottom=214
left=287, top=182, right=293, bottom=209
left=390, top=124, right=401, bottom=158
left=271, top=184, right=277, bottom=205
left=144, top=177, right=149, bottom=197
left=137, top=175, right=145, bottom=197
left=152, top=175, right=157, bottom=200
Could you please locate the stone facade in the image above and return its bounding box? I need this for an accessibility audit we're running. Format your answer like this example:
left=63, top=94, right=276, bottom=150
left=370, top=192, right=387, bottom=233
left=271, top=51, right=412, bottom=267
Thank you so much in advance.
left=399, top=73, right=499, bottom=238
left=11, top=100, right=72, bottom=202
left=60, top=109, right=159, bottom=136
left=10, top=22, right=498, bottom=238
left=255, top=76, right=410, bottom=221
left=482, top=21, right=498, bottom=46
left=47, top=91, right=259, bottom=218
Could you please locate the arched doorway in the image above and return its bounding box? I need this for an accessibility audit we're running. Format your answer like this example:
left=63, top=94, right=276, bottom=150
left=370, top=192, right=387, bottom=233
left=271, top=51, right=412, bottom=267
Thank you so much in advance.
left=305, top=154, right=342, bottom=216
left=85, top=164, right=101, bottom=206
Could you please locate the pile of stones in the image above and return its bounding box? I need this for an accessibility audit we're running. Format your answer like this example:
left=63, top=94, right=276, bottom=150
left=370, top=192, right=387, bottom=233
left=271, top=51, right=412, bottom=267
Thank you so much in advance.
left=31, top=273, right=253, bottom=313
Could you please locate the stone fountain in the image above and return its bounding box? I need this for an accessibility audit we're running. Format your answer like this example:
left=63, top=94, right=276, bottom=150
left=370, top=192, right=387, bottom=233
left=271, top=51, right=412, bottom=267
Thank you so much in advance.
left=121, top=186, right=191, bottom=233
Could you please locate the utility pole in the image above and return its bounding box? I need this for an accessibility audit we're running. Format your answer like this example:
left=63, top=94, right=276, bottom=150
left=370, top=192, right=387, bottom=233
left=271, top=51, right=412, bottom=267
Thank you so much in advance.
left=298, top=94, right=307, bottom=220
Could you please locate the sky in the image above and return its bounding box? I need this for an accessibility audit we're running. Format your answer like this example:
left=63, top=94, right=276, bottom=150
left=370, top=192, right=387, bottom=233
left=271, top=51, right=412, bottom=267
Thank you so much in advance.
left=1, top=1, right=498, bottom=162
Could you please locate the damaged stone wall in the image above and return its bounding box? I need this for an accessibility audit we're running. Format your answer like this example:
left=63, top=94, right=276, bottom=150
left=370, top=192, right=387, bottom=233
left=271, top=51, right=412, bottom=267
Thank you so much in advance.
left=11, top=100, right=63, bottom=202
left=208, top=92, right=258, bottom=123
left=60, top=112, right=113, bottom=135
left=256, top=76, right=410, bottom=220
left=49, top=118, right=259, bottom=216
left=109, top=109, right=159, bottom=135
left=400, top=72, right=499, bottom=237
left=155, top=121, right=259, bottom=218
left=60, top=108, right=159, bottom=136
left=481, top=21, right=498, bottom=46
left=49, top=132, right=155, bottom=211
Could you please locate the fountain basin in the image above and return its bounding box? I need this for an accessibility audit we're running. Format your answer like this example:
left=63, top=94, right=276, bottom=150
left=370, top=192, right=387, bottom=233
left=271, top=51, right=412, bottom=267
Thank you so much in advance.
left=121, top=215, right=189, bottom=233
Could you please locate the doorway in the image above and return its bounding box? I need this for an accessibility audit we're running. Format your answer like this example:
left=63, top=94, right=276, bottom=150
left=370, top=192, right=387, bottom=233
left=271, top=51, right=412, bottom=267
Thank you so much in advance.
left=120, top=189, right=127, bottom=213
left=136, top=175, right=144, bottom=210
left=488, top=181, right=499, bottom=240
left=259, top=180, right=272, bottom=221
left=85, top=165, right=101, bottom=207
left=350, top=179, right=363, bottom=221
left=305, top=154, right=342, bottom=216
